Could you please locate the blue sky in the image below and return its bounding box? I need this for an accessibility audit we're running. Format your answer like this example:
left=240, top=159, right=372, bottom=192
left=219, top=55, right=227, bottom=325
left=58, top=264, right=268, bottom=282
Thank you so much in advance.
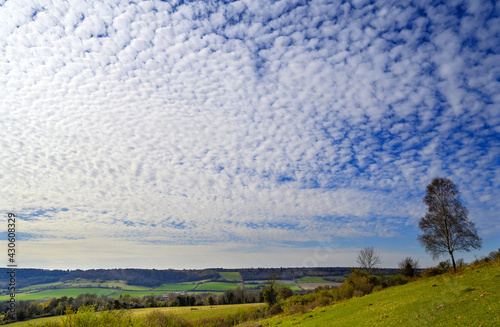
left=0, top=0, right=499, bottom=270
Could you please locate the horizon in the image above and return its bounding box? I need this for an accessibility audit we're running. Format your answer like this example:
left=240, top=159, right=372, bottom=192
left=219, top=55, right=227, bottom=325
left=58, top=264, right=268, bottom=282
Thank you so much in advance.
left=1, top=0, right=499, bottom=271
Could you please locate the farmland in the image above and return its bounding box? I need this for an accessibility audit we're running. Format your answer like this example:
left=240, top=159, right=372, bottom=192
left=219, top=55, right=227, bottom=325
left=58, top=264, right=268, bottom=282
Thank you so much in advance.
left=196, top=282, right=243, bottom=291
left=1, top=272, right=346, bottom=302
left=0, top=288, right=115, bottom=301
left=219, top=271, right=243, bottom=282
left=5, top=303, right=267, bottom=327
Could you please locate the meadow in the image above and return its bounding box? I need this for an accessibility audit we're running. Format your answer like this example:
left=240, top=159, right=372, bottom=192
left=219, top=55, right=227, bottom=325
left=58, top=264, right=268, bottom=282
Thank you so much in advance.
left=218, top=272, right=243, bottom=282
left=243, top=260, right=500, bottom=326
left=5, top=303, right=267, bottom=327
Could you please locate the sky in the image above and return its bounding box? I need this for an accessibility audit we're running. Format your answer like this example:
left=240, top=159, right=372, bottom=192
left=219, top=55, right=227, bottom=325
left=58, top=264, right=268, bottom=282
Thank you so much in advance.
left=0, top=0, right=499, bottom=270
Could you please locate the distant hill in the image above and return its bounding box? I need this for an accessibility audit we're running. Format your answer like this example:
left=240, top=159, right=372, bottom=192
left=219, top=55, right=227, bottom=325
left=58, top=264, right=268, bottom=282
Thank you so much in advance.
left=0, top=266, right=397, bottom=289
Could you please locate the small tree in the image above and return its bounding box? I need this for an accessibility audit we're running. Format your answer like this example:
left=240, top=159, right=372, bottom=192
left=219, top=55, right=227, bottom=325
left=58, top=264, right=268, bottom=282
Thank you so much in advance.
left=418, top=177, right=482, bottom=272
left=262, top=273, right=279, bottom=307
left=356, top=246, right=382, bottom=274
left=397, top=257, right=419, bottom=277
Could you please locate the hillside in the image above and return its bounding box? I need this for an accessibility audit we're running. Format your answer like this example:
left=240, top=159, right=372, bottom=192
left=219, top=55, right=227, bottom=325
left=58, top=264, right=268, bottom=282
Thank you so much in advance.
left=0, top=267, right=360, bottom=289
left=245, top=260, right=499, bottom=326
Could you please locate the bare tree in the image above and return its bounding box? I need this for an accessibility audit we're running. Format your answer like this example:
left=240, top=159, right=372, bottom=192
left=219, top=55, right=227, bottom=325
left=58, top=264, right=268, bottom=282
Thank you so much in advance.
left=356, top=246, right=382, bottom=274
left=418, top=177, right=482, bottom=272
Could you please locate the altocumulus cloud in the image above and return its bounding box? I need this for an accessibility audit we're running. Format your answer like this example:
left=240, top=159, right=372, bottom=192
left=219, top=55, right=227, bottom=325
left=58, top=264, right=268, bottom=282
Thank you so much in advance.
left=0, top=0, right=499, bottom=268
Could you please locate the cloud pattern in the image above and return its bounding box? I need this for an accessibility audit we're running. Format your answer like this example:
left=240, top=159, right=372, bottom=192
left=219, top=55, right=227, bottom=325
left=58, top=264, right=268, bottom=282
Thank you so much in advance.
left=0, top=0, right=499, bottom=268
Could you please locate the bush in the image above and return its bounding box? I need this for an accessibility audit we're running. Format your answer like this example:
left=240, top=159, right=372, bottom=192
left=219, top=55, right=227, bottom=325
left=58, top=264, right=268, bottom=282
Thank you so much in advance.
left=398, top=257, right=420, bottom=277
left=421, top=267, right=446, bottom=278
left=388, top=274, right=409, bottom=286
left=437, top=260, right=451, bottom=271
left=269, top=303, right=283, bottom=315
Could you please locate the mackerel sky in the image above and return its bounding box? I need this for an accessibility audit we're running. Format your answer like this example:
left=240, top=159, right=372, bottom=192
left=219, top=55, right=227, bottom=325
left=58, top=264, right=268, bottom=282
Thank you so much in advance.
left=1, top=0, right=499, bottom=269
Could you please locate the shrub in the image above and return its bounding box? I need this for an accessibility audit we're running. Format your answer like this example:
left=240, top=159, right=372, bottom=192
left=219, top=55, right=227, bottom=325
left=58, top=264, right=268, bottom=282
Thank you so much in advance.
left=437, top=260, right=451, bottom=271
left=398, top=257, right=420, bottom=277
left=388, top=274, right=409, bottom=286
left=269, top=303, right=283, bottom=315
left=421, top=267, right=446, bottom=278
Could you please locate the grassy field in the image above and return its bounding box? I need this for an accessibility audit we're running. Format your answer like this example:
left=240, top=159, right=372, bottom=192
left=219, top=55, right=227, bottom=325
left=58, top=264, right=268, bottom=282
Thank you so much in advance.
left=219, top=271, right=243, bottom=282
left=283, top=283, right=302, bottom=291
left=196, top=282, right=242, bottom=291
left=155, top=283, right=198, bottom=291
left=6, top=303, right=267, bottom=326
left=108, top=290, right=169, bottom=298
left=0, top=288, right=116, bottom=301
left=295, top=276, right=336, bottom=283
left=243, top=261, right=500, bottom=326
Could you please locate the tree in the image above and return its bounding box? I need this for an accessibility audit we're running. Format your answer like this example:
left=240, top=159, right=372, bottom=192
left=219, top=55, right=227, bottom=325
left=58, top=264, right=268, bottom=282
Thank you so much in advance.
left=356, top=246, right=382, bottom=274
left=418, top=177, right=482, bottom=272
left=397, top=257, right=419, bottom=277
left=262, top=273, right=279, bottom=307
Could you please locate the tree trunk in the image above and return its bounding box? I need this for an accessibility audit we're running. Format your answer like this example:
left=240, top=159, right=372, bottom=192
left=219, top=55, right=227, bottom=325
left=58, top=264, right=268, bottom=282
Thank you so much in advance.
left=450, top=251, right=456, bottom=272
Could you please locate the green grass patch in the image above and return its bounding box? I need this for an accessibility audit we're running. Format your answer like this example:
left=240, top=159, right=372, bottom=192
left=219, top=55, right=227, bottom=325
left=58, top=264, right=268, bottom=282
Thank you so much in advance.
left=219, top=271, right=243, bottom=282
left=283, top=283, right=302, bottom=291
left=196, top=282, right=241, bottom=291
left=19, top=282, right=65, bottom=291
left=19, top=279, right=150, bottom=292
left=132, top=303, right=266, bottom=320
left=251, top=261, right=500, bottom=326
left=0, top=288, right=116, bottom=301
left=108, top=290, right=169, bottom=299
left=296, top=276, right=333, bottom=283
left=155, top=283, right=198, bottom=291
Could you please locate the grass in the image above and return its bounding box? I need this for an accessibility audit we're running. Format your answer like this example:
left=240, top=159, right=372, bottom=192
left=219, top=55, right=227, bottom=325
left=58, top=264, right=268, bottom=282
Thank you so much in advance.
left=244, top=260, right=500, bottom=326
left=219, top=272, right=243, bottom=282
left=283, top=283, right=302, bottom=291
left=0, top=288, right=116, bottom=301
left=19, top=279, right=150, bottom=292
left=196, top=282, right=242, bottom=291
left=296, top=276, right=335, bottom=283
left=155, top=283, right=198, bottom=291
left=6, top=303, right=267, bottom=326
left=108, top=290, right=169, bottom=298
left=131, top=303, right=266, bottom=320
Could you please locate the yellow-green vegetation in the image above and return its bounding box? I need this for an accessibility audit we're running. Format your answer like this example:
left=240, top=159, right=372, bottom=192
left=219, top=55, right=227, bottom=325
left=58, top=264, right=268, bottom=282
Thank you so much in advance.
left=244, top=260, right=500, bottom=326
left=196, top=282, right=242, bottom=291
left=296, top=276, right=332, bottom=283
left=219, top=272, right=243, bottom=282
left=7, top=303, right=267, bottom=327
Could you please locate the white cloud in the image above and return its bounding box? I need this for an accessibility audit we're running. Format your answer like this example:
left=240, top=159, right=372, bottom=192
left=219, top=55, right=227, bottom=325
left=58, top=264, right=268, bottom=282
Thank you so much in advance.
left=0, top=0, right=498, bottom=268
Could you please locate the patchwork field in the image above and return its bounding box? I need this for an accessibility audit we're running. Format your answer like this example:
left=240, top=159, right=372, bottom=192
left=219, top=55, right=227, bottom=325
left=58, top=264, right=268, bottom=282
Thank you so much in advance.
left=2, top=275, right=338, bottom=303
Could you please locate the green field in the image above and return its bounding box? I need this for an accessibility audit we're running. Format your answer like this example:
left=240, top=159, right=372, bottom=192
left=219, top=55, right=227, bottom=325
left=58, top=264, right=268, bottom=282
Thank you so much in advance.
left=6, top=303, right=267, bottom=327
left=108, top=290, right=169, bottom=299
left=296, top=276, right=335, bottom=283
left=196, top=282, right=241, bottom=291
left=247, top=261, right=500, bottom=326
left=283, top=283, right=302, bottom=291
left=219, top=271, right=243, bottom=282
left=19, top=279, right=150, bottom=292
left=0, top=288, right=116, bottom=301
left=155, top=283, right=198, bottom=291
